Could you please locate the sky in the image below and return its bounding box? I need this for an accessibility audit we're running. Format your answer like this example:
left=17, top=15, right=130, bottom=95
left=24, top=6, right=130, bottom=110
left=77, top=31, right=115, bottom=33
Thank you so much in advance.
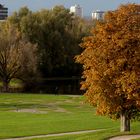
left=0, top=0, right=139, bottom=16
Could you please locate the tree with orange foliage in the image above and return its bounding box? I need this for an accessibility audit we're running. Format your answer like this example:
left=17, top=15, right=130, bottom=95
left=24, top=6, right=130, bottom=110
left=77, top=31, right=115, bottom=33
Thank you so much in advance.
left=76, top=4, right=140, bottom=132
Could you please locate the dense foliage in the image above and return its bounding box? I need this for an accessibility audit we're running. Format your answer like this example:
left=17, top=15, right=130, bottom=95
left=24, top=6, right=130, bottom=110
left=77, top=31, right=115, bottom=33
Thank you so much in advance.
left=76, top=4, right=140, bottom=131
left=8, top=6, right=88, bottom=77
left=0, top=23, right=38, bottom=92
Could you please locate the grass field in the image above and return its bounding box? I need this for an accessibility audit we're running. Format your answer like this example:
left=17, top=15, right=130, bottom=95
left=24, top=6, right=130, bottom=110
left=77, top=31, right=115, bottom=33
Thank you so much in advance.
left=30, top=126, right=140, bottom=140
left=0, top=93, right=139, bottom=140
left=0, top=79, right=23, bottom=88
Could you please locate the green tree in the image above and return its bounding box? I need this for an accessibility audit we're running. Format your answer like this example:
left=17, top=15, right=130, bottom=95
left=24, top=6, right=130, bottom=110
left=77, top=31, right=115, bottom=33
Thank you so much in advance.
left=8, top=6, right=88, bottom=77
left=0, top=23, right=38, bottom=92
left=76, top=4, right=140, bottom=132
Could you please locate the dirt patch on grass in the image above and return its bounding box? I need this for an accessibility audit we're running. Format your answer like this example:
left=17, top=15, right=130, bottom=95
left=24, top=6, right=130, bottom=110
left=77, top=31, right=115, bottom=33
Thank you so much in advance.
left=10, top=101, right=72, bottom=114
left=64, top=99, right=74, bottom=103
left=54, top=107, right=71, bottom=113
left=12, top=108, right=48, bottom=114
left=11, top=105, right=71, bottom=114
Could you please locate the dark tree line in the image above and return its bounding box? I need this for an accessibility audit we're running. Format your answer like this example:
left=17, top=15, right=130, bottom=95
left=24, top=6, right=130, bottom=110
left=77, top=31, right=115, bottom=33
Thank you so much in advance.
left=8, top=6, right=89, bottom=77
left=0, top=6, right=91, bottom=92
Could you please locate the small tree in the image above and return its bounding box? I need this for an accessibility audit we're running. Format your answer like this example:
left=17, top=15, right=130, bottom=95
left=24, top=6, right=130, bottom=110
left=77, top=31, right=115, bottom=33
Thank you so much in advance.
left=76, top=4, right=140, bottom=132
left=0, top=24, right=38, bottom=92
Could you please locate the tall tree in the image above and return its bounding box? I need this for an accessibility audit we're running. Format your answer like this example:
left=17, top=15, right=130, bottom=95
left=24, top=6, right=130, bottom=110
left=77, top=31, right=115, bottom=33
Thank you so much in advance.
left=76, top=4, right=140, bottom=132
left=0, top=23, right=38, bottom=92
left=8, top=6, right=88, bottom=77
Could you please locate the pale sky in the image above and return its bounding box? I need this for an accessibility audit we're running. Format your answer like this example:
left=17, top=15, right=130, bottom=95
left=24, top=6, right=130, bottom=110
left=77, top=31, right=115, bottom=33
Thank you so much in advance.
left=0, top=0, right=139, bottom=16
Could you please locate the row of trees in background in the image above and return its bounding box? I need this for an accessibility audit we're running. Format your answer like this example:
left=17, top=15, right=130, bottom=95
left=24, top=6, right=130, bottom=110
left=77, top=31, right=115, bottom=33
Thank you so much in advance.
left=8, top=6, right=90, bottom=77
left=0, top=6, right=91, bottom=92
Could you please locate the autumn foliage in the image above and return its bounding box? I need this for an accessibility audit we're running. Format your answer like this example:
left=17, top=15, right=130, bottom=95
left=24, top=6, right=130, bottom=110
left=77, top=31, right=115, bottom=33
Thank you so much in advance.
left=76, top=4, right=140, bottom=131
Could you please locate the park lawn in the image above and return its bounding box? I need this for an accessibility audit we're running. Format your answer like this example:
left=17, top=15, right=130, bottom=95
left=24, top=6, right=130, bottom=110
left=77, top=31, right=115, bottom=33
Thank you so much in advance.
left=0, top=94, right=139, bottom=140
left=0, top=93, right=119, bottom=139
left=30, top=122, right=140, bottom=140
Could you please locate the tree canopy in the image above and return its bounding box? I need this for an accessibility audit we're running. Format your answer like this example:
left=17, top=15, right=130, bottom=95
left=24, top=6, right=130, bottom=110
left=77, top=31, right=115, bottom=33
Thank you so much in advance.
left=76, top=4, right=140, bottom=132
left=8, top=6, right=88, bottom=77
left=0, top=23, right=38, bottom=92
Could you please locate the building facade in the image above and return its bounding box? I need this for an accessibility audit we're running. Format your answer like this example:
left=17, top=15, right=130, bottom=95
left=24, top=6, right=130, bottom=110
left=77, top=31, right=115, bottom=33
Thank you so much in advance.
left=92, top=10, right=104, bottom=20
left=0, top=4, right=8, bottom=20
left=70, top=4, right=83, bottom=18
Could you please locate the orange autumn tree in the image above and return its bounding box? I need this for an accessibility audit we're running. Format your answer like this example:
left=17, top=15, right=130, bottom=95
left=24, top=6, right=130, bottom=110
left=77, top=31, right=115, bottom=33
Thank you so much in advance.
left=76, top=4, right=140, bottom=132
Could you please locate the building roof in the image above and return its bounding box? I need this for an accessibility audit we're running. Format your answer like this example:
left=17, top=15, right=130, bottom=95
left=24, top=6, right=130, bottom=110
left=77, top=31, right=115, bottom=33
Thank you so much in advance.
left=92, top=10, right=104, bottom=13
left=0, top=4, right=4, bottom=8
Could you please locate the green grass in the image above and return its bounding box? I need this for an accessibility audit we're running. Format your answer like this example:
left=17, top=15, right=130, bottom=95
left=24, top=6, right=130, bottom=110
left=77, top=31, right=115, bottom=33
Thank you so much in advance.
left=0, top=93, right=139, bottom=140
left=30, top=127, right=140, bottom=140
left=30, top=122, right=140, bottom=140
left=9, top=79, right=23, bottom=88
left=0, top=78, right=23, bottom=88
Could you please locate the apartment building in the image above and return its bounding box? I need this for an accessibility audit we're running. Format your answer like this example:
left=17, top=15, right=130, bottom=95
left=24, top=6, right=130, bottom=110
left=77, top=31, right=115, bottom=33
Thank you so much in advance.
left=0, top=4, right=8, bottom=20
left=70, top=4, right=83, bottom=18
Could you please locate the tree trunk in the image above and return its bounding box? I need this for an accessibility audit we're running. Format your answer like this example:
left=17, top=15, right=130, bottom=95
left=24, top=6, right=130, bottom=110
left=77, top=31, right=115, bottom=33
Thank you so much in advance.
left=3, top=80, right=9, bottom=92
left=120, top=112, right=130, bottom=132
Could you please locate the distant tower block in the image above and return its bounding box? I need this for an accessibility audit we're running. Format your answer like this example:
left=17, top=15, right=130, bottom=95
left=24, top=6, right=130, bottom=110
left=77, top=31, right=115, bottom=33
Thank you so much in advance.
left=70, top=4, right=83, bottom=18
left=92, top=10, right=105, bottom=20
left=0, top=4, right=8, bottom=20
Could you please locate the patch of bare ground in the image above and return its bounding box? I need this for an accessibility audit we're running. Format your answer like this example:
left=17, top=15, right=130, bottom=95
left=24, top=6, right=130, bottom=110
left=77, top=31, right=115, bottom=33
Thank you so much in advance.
left=11, top=103, right=71, bottom=114
left=12, top=109, right=48, bottom=114
left=64, top=99, right=74, bottom=103
left=54, top=107, right=71, bottom=113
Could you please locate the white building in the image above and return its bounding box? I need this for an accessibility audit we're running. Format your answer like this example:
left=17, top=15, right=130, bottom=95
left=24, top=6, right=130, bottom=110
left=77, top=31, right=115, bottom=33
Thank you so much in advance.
left=70, top=4, right=83, bottom=18
left=92, top=10, right=104, bottom=20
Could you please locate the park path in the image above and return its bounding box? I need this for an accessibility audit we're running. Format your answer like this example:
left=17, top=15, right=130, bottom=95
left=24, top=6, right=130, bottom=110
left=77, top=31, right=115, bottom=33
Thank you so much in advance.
left=2, top=130, right=140, bottom=140
left=109, top=134, right=140, bottom=140
left=2, top=129, right=103, bottom=140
